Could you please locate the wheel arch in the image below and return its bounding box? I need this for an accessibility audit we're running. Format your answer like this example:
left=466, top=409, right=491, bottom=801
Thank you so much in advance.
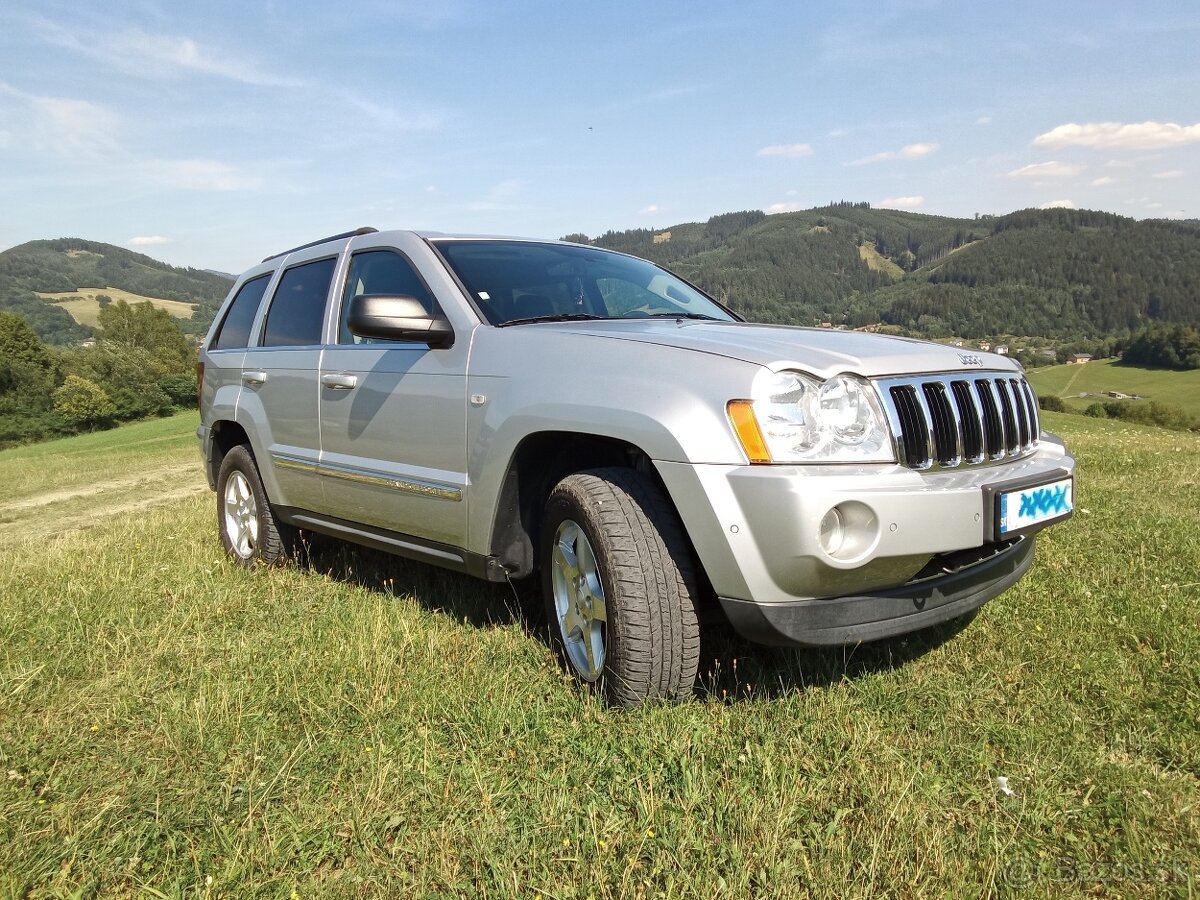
left=486, top=431, right=704, bottom=586
left=207, top=419, right=252, bottom=487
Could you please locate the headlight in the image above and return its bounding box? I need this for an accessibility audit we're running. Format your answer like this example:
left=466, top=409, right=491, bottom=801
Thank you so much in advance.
left=727, top=371, right=895, bottom=463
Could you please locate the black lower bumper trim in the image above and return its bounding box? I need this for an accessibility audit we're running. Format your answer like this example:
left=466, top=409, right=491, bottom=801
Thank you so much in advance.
left=719, top=536, right=1036, bottom=647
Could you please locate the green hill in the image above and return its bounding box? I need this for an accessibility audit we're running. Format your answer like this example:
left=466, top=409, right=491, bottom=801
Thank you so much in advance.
left=9, top=206, right=1200, bottom=347
left=0, top=239, right=232, bottom=344
left=583, top=205, right=1200, bottom=341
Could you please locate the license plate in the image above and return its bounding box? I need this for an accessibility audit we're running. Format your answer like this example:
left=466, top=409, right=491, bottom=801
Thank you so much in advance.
left=997, top=476, right=1073, bottom=537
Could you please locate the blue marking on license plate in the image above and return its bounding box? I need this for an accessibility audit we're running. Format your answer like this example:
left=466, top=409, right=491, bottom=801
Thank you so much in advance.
left=999, top=478, right=1073, bottom=535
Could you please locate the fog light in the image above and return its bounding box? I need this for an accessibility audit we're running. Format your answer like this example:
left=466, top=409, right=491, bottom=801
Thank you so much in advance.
left=816, top=501, right=882, bottom=564
left=818, top=507, right=845, bottom=555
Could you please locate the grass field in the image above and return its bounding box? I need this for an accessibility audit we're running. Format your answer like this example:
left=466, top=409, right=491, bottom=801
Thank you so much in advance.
left=856, top=243, right=904, bottom=279
left=1027, top=360, right=1200, bottom=419
left=35, top=287, right=197, bottom=327
left=1, top=414, right=1197, bottom=897
left=0, top=413, right=205, bottom=547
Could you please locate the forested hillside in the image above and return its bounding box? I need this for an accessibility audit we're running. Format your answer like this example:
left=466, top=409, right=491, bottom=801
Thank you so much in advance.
left=0, top=239, right=232, bottom=343
left=7, top=208, right=1198, bottom=349
left=582, top=205, right=1200, bottom=341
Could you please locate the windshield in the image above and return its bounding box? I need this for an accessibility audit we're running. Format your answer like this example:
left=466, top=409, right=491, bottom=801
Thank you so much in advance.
left=433, top=240, right=738, bottom=326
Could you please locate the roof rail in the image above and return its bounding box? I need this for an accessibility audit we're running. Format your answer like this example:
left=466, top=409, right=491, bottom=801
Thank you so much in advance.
left=262, top=226, right=379, bottom=263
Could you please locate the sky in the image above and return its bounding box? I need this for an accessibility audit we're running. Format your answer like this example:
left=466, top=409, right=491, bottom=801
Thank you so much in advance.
left=1, top=0, right=1198, bottom=274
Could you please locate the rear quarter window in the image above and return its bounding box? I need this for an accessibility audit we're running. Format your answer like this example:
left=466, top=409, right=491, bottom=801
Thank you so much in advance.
left=210, top=274, right=272, bottom=350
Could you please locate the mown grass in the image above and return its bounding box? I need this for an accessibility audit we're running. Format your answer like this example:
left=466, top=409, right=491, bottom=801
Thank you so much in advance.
left=1, top=414, right=1197, bottom=897
left=35, top=288, right=197, bottom=327
left=1028, top=360, right=1200, bottom=418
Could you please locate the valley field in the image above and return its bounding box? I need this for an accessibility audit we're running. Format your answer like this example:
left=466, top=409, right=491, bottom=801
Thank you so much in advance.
left=1027, top=360, right=1200, bottom=418
left=35, top=287, right=197, bottom=328
left=0, top=414, right=1196, bottom=897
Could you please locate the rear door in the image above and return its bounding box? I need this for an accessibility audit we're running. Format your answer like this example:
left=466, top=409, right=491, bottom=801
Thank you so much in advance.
left=236, top=251, right=338, bottom=513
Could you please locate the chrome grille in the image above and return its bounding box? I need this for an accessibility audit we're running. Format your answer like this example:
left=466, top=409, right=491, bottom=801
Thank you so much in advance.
left=876, top=372, right=1040, bottom=470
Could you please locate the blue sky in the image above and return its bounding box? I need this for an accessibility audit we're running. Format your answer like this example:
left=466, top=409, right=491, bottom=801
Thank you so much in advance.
left=1, top=0, right=1198, bottom=274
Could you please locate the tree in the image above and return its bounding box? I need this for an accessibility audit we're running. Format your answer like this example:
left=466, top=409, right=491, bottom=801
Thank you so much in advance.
left=0, top=311, right=58, bottom=424
left=53, top=375, right=115, bottom=428
left=61, top=343, right=173, bottom=419
left=96, top=300, right=193, bottom=375
left=0, top=310, right=56, bottom=373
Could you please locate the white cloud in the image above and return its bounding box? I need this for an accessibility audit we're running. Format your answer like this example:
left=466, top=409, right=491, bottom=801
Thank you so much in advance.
left=851, top=142, right=939, bottom=165
left=1090, top=176, right=1116, bottom=186
left=1007, top=161, right=1083, bottom=179
left=0, top=82, right=121, bottom=159
left=342, top=93, right=444, bottom=131
left=467, top=178, right=525, bottom=211
left=128, top=236, right=171, bottom=246
left=976, top=116, right=993, bottom=125
left=880, top=195, right=925, bottom=209
left=638, top=204, right=660, bottom=215
left=767, top=202, right=807, bottom=214
left=1152, top=169, right=1184, bottom=179
left=33, top=20, right=301, bottom=87
left=758, top=143, right=814, bottom=158
left=900, top=142, right=938, bottom=158
left=1039, top=199, right=1076, bottom=209
left=828, top=128, right=847, bottom=138
left=1034, top=121, right=1200, bottom=150
left=142, top=158, right=263, bottom=191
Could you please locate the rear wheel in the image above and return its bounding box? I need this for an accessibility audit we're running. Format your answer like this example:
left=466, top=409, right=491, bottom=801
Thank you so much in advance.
left=541, top=468, right=700, bottom=707
left=216, top=445, right=298, bottom=566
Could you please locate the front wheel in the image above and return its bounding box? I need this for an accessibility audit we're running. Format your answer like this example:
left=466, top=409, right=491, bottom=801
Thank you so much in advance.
left=541, top=468, right=700, bottom=707
left=216, top=445, right=298, bottom=566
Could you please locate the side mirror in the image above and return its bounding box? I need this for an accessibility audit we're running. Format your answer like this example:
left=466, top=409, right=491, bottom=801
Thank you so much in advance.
left=346, top=294, right=454, bottom=347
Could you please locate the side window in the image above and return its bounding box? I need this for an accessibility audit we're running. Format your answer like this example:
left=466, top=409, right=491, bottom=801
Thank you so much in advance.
left=339, top=249, right=439, bottom=344
left=210, top=273, right=272, bottom=349
left=260, top=257, right=337, bottom=347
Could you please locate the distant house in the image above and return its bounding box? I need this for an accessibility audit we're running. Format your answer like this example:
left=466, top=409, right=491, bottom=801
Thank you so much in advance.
left=979, top=341, right=991, bottom=351
left=996, top=345, right=1009, bottom=355
left=952, top=340, right=964, bottom=347
left=1106, top=390, right=1131, bottom=399
left=819, top=322, right=833, bottom=328
left=1070, top=354, right=1093, bottom=365
left=1038, top=348, right=1057, bottom=358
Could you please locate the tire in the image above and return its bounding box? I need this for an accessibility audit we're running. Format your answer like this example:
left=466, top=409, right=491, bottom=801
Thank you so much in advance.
left=541, top=468, right=700, bottom=707
left=216, top=445, right=298, bottom=567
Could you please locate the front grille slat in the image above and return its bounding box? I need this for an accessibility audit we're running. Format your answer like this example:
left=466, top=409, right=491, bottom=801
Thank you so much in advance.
left=881, top=370, right=1041, bottom=471
left=950, top=380, right=985, bottom=463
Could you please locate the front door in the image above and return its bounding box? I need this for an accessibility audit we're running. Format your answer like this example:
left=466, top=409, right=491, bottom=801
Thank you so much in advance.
left=317, top=247, right=469, bottom=547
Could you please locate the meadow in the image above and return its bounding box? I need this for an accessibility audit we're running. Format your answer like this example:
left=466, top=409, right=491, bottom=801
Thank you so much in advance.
left=1027, top=360, right=1200, bottom=419
left=1, top=413, right=1196, bottom=897
left=34, top=288, right=197, bottom=328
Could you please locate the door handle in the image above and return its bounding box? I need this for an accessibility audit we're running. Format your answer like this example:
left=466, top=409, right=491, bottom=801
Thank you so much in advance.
left=321, top=373, right=359, bottom=390
left=241, top=371, right=268, bottom=386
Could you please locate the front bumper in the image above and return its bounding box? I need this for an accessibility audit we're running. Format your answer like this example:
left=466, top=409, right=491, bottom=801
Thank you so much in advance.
left=718, top=535, right=1034, bottom=646
left=655, top=433, right=1074, bottom=646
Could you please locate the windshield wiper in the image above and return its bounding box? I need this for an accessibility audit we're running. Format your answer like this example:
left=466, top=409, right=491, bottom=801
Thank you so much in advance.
left=644, top=312, right=722, bottom=321
left=497, top=313, right=609, bottom=327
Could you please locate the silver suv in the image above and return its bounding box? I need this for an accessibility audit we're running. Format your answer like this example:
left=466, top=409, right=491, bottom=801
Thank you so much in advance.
left=197, top=227, right=1075, bottom=706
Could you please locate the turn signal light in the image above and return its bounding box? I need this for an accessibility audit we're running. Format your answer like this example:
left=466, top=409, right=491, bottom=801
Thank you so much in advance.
left=727, top=400, right=771, bottom=464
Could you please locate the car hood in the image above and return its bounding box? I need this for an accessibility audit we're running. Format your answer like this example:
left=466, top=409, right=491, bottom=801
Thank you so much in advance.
left=550, top=320, right=1020, bottom=379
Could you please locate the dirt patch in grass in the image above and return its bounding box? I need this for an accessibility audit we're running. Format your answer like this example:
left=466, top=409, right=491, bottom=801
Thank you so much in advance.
left=0, top=461, right=207, bottom=546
